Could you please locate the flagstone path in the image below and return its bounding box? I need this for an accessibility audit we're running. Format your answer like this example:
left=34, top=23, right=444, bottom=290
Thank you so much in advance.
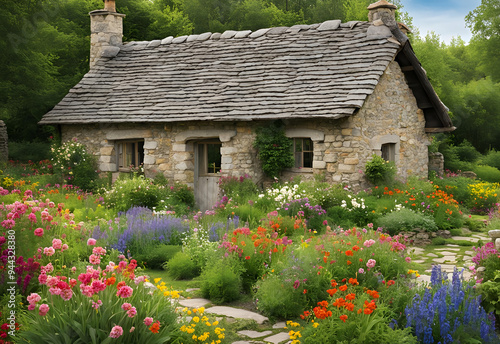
left=175, top=232, right=492, bottom=343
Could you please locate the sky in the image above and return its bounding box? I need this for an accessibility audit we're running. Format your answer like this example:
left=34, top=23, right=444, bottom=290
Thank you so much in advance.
left=399, top=0, right=482, bottom=44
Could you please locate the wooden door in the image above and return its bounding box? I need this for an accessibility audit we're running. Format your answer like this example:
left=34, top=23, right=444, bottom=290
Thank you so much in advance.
left=195, top=141, right=221, bottom=211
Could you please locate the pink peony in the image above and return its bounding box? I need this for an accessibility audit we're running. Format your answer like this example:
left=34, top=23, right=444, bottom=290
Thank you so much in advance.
left=405, top=257, right=411, bottom=263
left=28, top=304, right=36, bottom=311
left=49, top=287, right=62, bottom=296
left=43, top=247, right=55, bottom=256
left=52, top=239, right=62, bottom=250
left=60, top=288, right=73, bottom=301
left=87, top=238, right=97, bottom=246
left=109, top=325, right=123, bottom=338
left=91, top=280, right=106, bottom=293
left=92, top=246, right=107, bottom=256
left=41, top=263, right=54, bottom=274
left=38, top=273, right=48, bottom=285
left=62, top=244, right=69, bottom=251
left=34, top=228, right=44, bottom=237
left=71, top=266, right=77, bottom=274
left=80, top=285, right=94, bottom=298
left=363, top=239, right=375, bottom=248
left=27, top=293, right=41, bottom=304
left=144, top=317, right=154, bottom=326
left=39, top=304, right=50, bottom=316
left=121, top=303, right=132, bottom=311
left=89, top=254, right=101, bottom=265
left=116, top=286, right=133, bottom=298
left=366, top=259, right=376, bottom=269
left=127, top=307, right=137, bottom=318
left=358, top=268, right=365, bottom=274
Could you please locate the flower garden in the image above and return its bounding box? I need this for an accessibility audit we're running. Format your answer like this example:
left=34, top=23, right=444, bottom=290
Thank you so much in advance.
left=1, top=142, right=500, bottom=343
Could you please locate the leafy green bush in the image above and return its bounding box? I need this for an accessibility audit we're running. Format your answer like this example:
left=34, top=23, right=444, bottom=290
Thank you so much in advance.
left=51, top=138, right=99, bottom=191
left=104, top=175, right=159, bottom=211
left=253, top=121, right=294, bottom=178
left=431, top=176, right=475, bottom=206
left=218, top=174, right=259, bottom=203
left=200, top=259, right=242, bottom=304
left=254, top=274, right=306, bottom=318
left=473, top=165, right=500, bottom=182
left=454, top=140, right=482, bottom=163
left=165, top=252, right=199, bottom=280
left=364, top=154, right=396, bottom=185
left=134, top=245, right=182, bottom=269
left=431, top=237, right=446, bottom=245
left=375, top=208, right=438, bottom=235
left=9, top=140, right=51, bottom=162
left=482, top=149, right=500, bottom=170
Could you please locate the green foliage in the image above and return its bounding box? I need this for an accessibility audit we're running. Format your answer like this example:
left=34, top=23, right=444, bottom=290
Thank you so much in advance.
left=376, top=208, right=438, bottom=235
left=8, top=141, right=51, bottom=162
left=165, top=251, right=199, bottom=280
left=134, top=244, right=181, bottom=269
left=479, top=269, right=500, bottom=318
left=218, top=175, right=259, bottom=204
left=51, top=138, right=98, bottom=191
left=253, top=121, right=294, bottom=178
left=254, top=274, right=306, bottom=318
left=473, top=165, right=500, bottom=182
left=200, top=259, right=242, bottom=304
left=364, top=154, right=396, bottom=185
left=104, top=175, right=159, bottom=211
left=431, top=237, right=446, bottom=245
left=454, top=140, right=482, bottom=163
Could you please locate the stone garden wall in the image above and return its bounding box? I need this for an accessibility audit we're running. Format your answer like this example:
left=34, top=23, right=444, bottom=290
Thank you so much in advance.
left=61, top=61, right=430, bottom=189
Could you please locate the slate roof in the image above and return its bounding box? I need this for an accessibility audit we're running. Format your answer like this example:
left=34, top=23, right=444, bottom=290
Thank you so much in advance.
left=39, top=19, right=453, bottom=130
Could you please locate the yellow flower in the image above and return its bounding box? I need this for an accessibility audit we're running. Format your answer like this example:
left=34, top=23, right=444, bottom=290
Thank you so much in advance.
left=193, top=316, right=200, bottom=323
left=198, top=306, right=205, bottom=314
left=312, top=322, right=319, bottom=328
left=212, top=321, right=219, bottom=326
left=154, top=278, right=161, bottom=284
left=205, top=322, right=211, bottom=326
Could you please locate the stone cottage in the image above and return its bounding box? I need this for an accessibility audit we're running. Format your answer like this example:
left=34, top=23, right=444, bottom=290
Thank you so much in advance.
left=39, top=0, right=454, bottom=210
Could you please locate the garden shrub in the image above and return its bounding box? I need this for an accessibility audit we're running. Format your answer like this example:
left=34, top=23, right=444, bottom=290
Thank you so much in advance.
left=181, top=226, right=220, bottom=271
left=253, top=120, right=294, bottom=178
left=255, top=274, right=306, bottom=319
left=479, top=269, right=500, bottom=321
left=165, top=252, right=199, bottom=280
left=200, top=259, right=242, bottom=304
left=454, top=140, right=482, bottom=163
left=9, top=140, right=51, bottom=163
left=467, top=181, right=500, bottom=214
left=482, top=149, right=500, bottom=170
left=364, top=154, right=396, bottom=185
left=473, top=165, right=500, bottom=182
left=134, top=244, right=182, bottom=269
left=104, top=176, right=159, bottom=212
left=431, top=237, right=446, bottom=245
left=51, top=138, right=99, bottom=191
left=218, top=174, right=259, bottom=204
left=376, top=208, right=438, bottom=235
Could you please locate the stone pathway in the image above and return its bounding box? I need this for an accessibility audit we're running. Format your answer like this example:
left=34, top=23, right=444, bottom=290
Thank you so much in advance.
left=172, top=232, right=492, bottom=343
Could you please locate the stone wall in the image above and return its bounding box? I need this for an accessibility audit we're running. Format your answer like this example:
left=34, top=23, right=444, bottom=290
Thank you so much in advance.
left=429, top=152, right=444, bottom=177
left=61, top=61, right=430, bottom=193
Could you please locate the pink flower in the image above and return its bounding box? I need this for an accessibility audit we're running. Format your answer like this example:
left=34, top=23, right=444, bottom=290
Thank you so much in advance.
left=41, top=263, right=54, bottom=274
left=28, top=304, right=36, bottom=311
left=34, top=228, right=43, bottom=237
left=121, top=303, right=132, bottom=311
left=71, top=266, right=77, bottom=274
left=60, top=288, right=73, bottom=301
left=144, top=317, right=154, bottom=326
left=127, top=307, right=137, bottom=318
left=89, top=254, right=101, bottom=265
left=38, top=273, right=48, bottom=285
left=405, top=257, right=411, bottom=263
left=46, top=276, right=60, bottom=287
left=43, top=247, right=55, bottom=256
left=92, top=300, right=103, bottom=309
left=62, top=244, right=69, bottom=251
left=80, top=285, right=94, bottom=297
left=109, top=325, right=123, bottom=338
left=92, top=247, right=107, bottom=256
left=130, top=327, right=135, bottom=333
left=39, top=304, right=50, bottom=316
left=27, top=293, right=41, bottom=304
left=363, top=239, right=375, bottom=248
left=358, top=268, right=365, bottom=274
left=117, top=286, right=133, bottom=298
left=52, top=239, right=62, bottom=250
left=366, top=259, right=376, bottom=269
left=28, top=213, right=36, bottom=223
left=87, top=238, right=97, bottom=246
left=49, top=287, right=62, bottom=295
left=91, top=280, right=106, bottom=293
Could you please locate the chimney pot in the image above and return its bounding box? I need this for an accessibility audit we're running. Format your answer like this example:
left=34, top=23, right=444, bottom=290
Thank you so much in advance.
left=367, top=0, right=397, bottom=22
left=104, top=0, right=116, bottom=12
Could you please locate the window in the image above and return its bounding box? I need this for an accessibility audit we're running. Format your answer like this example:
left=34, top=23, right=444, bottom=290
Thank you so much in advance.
left=381, top=143, right=396, bottom=162
left=117, top=140, right=144, bottom=170
left=197, top=141, right=221, bottom=174
left=293, top=138, right=313, bottom=168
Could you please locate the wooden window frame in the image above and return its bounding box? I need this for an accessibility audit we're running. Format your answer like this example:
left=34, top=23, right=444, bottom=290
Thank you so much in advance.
left=293, top=138, right=314, bottom=169
left=116, top=140, right=144, bottom=172
left=381, top=142, right=396, bottom=162
left=197, top=140, right=222, bottom=176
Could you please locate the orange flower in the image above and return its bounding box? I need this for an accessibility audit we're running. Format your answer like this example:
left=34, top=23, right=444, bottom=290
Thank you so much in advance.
left=149, top=321, right=160, bottom=333
left=339, top=314, right=348, bottom=323
left=348, top=278, right=359, bottom=286
left=303, top=289, right=307, bottom=294
left=332, top=298, right=346, bottom=308
left=364, top=308, right=373, bottom=315
left=345, top=302, right=355, bottom=312
left=339, top=285, right=348, bottom=292
left=347, top=260, right=352, bottom=265
left=345, top=293, right=356, bottom=301
left=352, top=245, right=360, bottom=251
left=327, top=288, right=337, bottom=297
left=331, top=279, right=337, bottom=287
left=366, top=290, right=380, bottom=299
left=116, top=281, right=126, bottom=289
left=345, top=250, right=353, bottom=257
left=106, top=277, right=116, bottom=285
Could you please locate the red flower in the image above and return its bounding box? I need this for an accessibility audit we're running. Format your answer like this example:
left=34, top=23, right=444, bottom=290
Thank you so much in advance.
left=339, top=285, right=347, bottom=292
left=245, top=256, right=250, bottom=260
left=149, top=321, right=160, bottom=334
left=326, top=288, right=337, bottom=297
left=345, top=250, right=353, bottom=257
left=339, top=314, right=348, bottom=323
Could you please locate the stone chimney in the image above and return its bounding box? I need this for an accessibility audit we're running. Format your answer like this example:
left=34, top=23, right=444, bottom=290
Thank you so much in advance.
left=89, top=0, right=125, bottom=68
left=367, top=0, right=397, bottom=22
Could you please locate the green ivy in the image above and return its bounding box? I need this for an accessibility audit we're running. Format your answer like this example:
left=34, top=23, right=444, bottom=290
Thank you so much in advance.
left=253, top=121, right=294, bottom=178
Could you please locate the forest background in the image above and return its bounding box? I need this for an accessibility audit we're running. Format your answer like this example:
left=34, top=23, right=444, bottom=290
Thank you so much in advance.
left=0, top=0, right=499, bottom=162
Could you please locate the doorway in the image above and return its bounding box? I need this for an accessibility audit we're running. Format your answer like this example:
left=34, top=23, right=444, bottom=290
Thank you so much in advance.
left=195, top=140, right=222, bottom=211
